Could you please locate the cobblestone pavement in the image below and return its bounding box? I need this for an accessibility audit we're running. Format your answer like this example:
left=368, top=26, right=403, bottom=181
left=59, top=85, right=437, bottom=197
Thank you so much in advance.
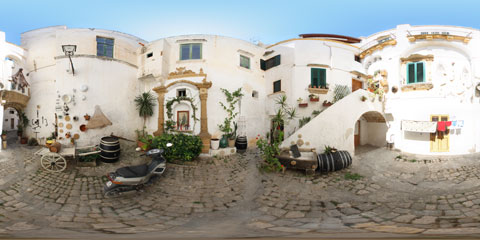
left=1, top=143, right=480, bottom=238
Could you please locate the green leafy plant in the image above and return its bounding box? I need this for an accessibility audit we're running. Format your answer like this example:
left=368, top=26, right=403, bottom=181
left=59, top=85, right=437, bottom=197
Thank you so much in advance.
left=344, top=172, right=364, bottom=181
left=256, top=132, right=283, bottom=172
left=79, top=153, right=99, bottom=162
left=16, top=111, right=29, bottom=137
left=298, top=116, right=311, bottom=128
left=218, top=88, right=243, bottom=139
left=27, top=137, right=38, bottom=146
left=333, top=85, right=351, bottom=103
left=150, top=133, right=203, bottom=162
left=134, top=91, right=156, bottom=137
left=311, top=110, right=322, bottom=117
left=323, top=145, right=337, bottom=154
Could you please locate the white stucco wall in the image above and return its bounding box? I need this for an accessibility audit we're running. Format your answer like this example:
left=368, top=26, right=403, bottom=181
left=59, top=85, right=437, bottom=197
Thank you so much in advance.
left=21, top=26, right=146, bottom=146
left=360, top=24, right=480, bottom=155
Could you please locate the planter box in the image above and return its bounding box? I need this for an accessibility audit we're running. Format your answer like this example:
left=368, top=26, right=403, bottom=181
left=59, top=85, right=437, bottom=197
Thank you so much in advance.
left=309, top=98, right=319, bottom=102
left=298, top=103, right=308, bottom=108
left=323, top=102, right=333, bottom=107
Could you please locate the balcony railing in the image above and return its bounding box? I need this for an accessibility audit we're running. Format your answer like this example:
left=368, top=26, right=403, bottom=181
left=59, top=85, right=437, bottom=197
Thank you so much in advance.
left=406, top=29, right=472, bottom=43
left=359, top=34, right=397, bottom=59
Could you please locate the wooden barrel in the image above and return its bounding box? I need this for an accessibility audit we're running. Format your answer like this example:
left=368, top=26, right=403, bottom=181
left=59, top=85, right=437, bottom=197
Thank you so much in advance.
left=235, top=136, right=248, bottom=153
left=317, top=151, right=352, bottom=173
left=99, top=136, right=120, bottom=163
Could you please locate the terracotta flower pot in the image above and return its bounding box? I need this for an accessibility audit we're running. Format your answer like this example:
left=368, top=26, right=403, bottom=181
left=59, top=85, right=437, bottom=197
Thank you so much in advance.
left=228, top=139, right=235, bottom=147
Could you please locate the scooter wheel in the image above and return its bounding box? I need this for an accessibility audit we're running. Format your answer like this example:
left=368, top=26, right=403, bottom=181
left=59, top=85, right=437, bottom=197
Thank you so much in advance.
left=104, top=189, right=121, bottom=198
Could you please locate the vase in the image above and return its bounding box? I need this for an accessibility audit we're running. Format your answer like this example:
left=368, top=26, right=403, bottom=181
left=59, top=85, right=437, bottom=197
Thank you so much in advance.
left=219, top=135, right=228, bottom=148
left=211, top=138, right=220, bottom=150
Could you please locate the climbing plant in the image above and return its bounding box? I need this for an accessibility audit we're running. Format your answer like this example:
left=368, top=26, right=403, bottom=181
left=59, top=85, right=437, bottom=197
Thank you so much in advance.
left=218, top=88, right=243, bottom=139
left=165, top=96, right=199, bottom=132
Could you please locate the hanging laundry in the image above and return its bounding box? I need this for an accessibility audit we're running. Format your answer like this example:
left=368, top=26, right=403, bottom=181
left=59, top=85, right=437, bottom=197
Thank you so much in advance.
left=437, top=121, right=446, bottom=131
left=457, top=120, right=464, bottom=128
left=445, top=121, right=452, bottom=127
left=452, top=120, right=457, bottom=127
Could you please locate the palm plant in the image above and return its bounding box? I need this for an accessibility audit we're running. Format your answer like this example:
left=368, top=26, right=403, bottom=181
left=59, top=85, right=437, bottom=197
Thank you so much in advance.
left=134, top=91, right=156, bottom=137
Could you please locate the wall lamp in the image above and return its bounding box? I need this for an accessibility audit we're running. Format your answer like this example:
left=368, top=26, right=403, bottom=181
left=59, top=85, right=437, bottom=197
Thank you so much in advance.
left=62, top=45, right=77, bottom=76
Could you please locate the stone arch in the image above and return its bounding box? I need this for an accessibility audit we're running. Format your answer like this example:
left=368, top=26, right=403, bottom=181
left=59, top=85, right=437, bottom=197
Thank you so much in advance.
left=354, top=110, right=388, bottom=155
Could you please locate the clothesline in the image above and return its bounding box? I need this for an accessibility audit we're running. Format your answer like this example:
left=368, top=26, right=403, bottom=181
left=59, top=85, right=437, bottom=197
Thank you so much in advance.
left=401, top=120, right=464, bottom=133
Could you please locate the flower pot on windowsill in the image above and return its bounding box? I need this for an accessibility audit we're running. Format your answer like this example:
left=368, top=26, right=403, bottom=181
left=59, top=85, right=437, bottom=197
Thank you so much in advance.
left=298, top=103, right=308, bottom=108
left=309, top=98, right=319, bottom=102
left=322, top=101, right=333, bottom=107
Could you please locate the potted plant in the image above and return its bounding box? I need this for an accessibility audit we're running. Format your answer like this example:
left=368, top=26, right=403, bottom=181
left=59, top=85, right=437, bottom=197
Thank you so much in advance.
left=137, top=134, right=153, bottom=151
left=1, top=131, right=6, bottom=141
left=309, top=94, right=319, bottom=102
left=134, top=91, right=156, bottom=138
left=361, top=96, right=367, bottom=102
left=297, top=98, right=308, bottom=108
left=323, top=100, right=333, bottom=107
left=218, top=88, right=243, bottom=148
left=17, top=111, right=29, bottom=144
left=228, top=122, right=237, bottom=147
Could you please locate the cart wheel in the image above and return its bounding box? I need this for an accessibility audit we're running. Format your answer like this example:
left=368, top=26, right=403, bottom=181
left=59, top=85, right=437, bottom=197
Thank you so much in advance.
left=41, top=153, right=67, bottom=172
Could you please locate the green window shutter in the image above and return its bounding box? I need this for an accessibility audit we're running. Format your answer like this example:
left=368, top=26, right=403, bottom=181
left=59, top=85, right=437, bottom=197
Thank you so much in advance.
left=311, top=68, right=317, bottom=87
left=274, top=55, right=281, bottom=66
left=320, top=68, right=326, bottom=87
left=260, top=59, right=266, bottom=70
left=273, top=80, right=281, bottom=93
left=416, top=62, right=424, bottom=83
left=407, top=63, right=415, bottom=84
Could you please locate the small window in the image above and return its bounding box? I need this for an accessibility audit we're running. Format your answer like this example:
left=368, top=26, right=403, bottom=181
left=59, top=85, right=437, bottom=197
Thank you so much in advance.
left=311, top=68, right=326, bottom=88
left=240, top=55, right=250, bottom=69
left=177, top=89, right=187, bottom=97
left=407, top=62, right=425, bottom=84
left=180, top=43, right=202, bottom=60
left=97, top=36, right=114, bottom=58
left=354, top=55, right=361, bottom=63
left=9, top=110, right=14, bottom=114
left=252, top=90, right=259, bottom=98
left=273, top=80, right=281, bottom=93
left=146, top=52, right=153, bottom=58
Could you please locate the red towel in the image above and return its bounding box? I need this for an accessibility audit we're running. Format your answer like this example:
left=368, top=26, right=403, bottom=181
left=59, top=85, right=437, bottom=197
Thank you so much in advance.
left=437, top=121, right=446, bottom=131
left=445, top=121, right=452, bottom=127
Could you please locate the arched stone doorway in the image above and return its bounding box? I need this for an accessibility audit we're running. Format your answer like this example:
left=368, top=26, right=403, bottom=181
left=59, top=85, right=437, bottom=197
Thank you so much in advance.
left=355, top=111, right=388, bottom=155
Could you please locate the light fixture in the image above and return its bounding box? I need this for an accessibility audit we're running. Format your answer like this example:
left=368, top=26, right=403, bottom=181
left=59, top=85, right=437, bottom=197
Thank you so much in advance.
left=62, top=45, right=77, bottom=76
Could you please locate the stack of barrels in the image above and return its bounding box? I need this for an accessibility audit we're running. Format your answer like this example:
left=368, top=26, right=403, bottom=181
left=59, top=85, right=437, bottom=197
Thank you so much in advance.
left=317, top=150, right=352, bottom=173
left=99, top=136, right=121, bottom=163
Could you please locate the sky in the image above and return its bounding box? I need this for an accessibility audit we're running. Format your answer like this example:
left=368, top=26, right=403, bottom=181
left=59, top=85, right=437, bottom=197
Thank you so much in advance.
left=1, top=0, right=480, bottom=45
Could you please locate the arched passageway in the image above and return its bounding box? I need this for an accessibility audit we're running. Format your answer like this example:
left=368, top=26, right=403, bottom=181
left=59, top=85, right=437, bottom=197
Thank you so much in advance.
left=354, top=111, right=388, bottom=155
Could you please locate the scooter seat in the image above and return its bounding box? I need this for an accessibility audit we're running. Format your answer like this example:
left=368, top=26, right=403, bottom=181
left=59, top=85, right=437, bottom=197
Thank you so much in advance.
left=116, top=164, right=149, bottom=178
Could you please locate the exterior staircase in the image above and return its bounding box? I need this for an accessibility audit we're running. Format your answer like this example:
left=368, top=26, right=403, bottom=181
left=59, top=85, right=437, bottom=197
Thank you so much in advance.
left=281, top=89, right=384, bottom=155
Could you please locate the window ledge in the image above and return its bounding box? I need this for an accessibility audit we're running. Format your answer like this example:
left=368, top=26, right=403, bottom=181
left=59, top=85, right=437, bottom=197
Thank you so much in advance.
left=176, top=59, right=206, bottom=64
left=268, top=91, right=285, bottom=97
left=401, top=83, right=433, bottom=92
left=237, top=65, right=252, bottom=72
left=308, top=88, right=329, bottom=94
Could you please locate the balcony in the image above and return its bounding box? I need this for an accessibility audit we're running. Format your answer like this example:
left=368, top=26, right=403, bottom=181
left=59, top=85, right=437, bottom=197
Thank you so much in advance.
left=406, top=29, right=472, bottom=43
left=359, top=34, right=397, bottom=59
left=0, top=80, right=30, bottom=109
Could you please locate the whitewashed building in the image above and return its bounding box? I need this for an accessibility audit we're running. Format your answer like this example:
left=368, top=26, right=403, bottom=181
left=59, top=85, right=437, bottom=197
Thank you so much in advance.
left=1, top=24, right=479, bottom=156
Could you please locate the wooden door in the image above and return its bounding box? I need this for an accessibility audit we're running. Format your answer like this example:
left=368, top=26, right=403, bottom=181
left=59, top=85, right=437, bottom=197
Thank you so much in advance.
left=352, top=79, right=363, bottom=92
left=430, top=115, right=449, bottom=152
left=354, top=120, right=360, bottom=147
left=10, top=118, right=14, bottom=129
